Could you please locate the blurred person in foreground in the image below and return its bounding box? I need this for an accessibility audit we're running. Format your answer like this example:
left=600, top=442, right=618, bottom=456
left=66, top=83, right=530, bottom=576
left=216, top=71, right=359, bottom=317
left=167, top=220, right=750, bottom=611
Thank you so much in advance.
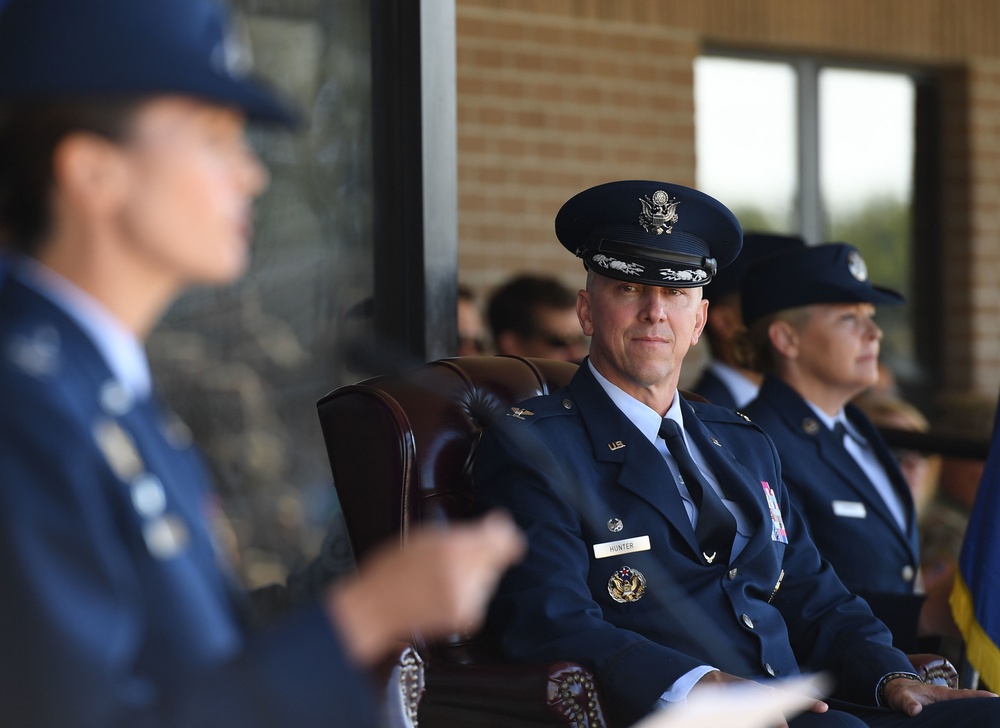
left=737, top=244, right=957, bottom=652
left=0, top=1, right=524, bottom=726
left=692, top=232, right=805, bottom=409
left=473, top=181, right=999, bottom=727
left=487, top=273, right=589, bottom=362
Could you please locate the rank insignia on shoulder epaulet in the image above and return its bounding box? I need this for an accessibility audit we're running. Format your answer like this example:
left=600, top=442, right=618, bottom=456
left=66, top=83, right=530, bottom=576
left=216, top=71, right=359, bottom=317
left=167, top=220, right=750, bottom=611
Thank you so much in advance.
left=5, top=326, right=60, bottom=378
left=92, top=418, right=144, bottom=482
left=507, top=407, right=534, bottom=420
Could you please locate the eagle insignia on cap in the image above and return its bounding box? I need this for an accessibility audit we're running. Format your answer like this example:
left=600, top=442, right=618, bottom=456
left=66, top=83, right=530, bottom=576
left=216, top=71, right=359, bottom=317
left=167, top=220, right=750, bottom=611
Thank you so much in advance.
left=847, top=250, right=868, bottom=282
left=592, top=254, right=644, bottom=277
left=639, top=190, right=680, bottom=235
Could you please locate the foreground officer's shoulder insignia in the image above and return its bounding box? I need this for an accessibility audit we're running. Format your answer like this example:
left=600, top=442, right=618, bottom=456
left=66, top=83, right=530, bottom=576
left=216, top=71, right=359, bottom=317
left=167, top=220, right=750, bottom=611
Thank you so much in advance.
left=93, top=418, right=145, bottom=482
left=639, top=189, right=680, bottom=235
left=507, top=407, right=534, bottom=420
left=608, top=565, right=646, bottom=603
left=4, top=325, right=61, bottom=378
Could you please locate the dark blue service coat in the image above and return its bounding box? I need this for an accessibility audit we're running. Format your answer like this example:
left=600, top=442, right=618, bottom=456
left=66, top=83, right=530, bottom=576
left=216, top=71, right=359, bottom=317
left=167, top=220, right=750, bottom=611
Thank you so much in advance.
left=474, top=364, right=913, bottom=727
left=744, top=376, right=923, bottom=650
left=0, top=273, right=374, bottom=728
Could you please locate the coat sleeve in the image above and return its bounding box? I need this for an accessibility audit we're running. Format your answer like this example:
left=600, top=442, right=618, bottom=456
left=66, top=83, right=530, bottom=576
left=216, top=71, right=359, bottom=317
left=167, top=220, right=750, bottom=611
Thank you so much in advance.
left=0, top=381, right=375, bottom=728
left=766, top=479, right=916, bottom=704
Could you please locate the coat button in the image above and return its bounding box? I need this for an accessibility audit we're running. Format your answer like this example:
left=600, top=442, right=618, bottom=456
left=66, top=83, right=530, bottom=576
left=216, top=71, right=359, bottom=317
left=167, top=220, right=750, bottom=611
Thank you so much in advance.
left=741, top=614, right=754, bottom=629
left=901, top=565, right=915, bottom=582
left=561, top=398, right=573, bottom=410
left=764, top=663, right=775, bottom=677
left=728, top=568, right=738, bottom=580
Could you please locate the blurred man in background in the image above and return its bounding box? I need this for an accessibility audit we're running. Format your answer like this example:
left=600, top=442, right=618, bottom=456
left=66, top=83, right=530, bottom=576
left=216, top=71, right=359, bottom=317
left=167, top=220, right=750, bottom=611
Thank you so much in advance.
left=488, top=273, right=588, bottom=362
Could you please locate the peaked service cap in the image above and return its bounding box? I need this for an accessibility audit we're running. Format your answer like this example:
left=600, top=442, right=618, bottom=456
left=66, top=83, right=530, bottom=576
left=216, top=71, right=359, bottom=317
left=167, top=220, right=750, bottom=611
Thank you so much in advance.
left=741, top=242, right=905, bottom=327
left=555, top=181, right=742, bottom=288
left=703, top=232, right=806, bottom=302
left=0, top=0, right=299, bottom=126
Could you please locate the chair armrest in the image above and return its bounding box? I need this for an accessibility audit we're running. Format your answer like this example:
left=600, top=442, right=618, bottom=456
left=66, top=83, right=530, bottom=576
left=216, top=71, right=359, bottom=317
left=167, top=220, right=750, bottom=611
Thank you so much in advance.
left=419, top=659, right=608, bottom=727
left=908, top=653, right=959, bottom=688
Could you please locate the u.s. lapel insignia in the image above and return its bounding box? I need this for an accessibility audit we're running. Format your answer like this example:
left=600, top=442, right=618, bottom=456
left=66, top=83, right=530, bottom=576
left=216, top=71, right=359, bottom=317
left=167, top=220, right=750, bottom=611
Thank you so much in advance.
left=607, top=517, right=624, bottom=533
left=607, top=440, right=625, bottom=451
left=801, top=417, right=820, bottom=435
left=761, top=481, right=788, bottom=543
left=507, top=407, right=534, bottom=420
left=607, top=565, right=646, bottom=603
left=93, top=418, right=144, bottom=482
left=5, top=326, right=60, bottom=377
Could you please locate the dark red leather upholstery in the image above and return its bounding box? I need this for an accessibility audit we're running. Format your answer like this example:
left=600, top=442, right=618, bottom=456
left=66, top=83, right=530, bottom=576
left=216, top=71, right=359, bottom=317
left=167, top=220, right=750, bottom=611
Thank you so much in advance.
left=317, top=355, right=610, bottom=727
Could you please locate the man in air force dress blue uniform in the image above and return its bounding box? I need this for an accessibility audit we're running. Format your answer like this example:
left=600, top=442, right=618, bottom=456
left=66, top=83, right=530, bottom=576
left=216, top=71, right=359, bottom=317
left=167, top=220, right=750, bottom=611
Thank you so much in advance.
left=473, top=180, right=999, bottom=727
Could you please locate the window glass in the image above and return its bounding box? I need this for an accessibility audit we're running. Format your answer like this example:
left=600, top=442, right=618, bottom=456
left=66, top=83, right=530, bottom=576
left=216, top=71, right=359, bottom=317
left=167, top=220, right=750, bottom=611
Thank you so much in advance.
left=694, top=57, right=798, bottom=233
left=820, top=68, right=916, bottom=377
left=697, top=55, right=919, bottom=388
left=147, top=1, right=373, bottom=587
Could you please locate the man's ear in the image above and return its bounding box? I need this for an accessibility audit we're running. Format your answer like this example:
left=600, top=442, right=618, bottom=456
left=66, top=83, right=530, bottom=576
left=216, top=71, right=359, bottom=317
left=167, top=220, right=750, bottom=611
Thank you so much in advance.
left=51, top=132, right=128, bottom=217
left=690, top=297, right=709, bottom=345
left=577, top=289, right=594, bottom=337
left=767, top=319, right=799, bottom=360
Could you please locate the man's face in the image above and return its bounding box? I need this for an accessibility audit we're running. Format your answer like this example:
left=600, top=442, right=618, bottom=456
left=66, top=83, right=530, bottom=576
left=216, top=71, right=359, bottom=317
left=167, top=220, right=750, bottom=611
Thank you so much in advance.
left=112, top=96, right=268, bottom=289
left=789, top=303, right=882, bottom=398
left=578, top=273, right=707, bottom=403
left=499, top=305, right=589, bottom=362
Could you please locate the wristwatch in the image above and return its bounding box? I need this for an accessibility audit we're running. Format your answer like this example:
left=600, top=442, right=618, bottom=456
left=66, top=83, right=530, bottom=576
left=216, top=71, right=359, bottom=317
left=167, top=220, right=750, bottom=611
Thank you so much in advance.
left=876, top=671, right=924, bottom=706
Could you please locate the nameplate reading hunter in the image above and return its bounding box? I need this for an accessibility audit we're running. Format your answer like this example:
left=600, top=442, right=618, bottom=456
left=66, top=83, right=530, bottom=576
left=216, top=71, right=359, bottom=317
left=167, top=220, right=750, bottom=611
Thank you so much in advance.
left=593, top=535, right=651, bottom=559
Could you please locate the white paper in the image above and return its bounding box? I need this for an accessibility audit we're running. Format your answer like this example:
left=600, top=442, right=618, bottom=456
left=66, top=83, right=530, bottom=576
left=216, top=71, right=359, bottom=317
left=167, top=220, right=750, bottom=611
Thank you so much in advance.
left=630, top=674, right=830, bottom=728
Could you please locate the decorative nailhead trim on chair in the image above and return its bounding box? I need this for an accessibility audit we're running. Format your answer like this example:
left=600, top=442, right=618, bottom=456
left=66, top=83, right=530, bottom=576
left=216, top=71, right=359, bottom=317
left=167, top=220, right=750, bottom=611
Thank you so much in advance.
left=552, top=670, right=605, bottom=727
left=400, top=645, right=426, bottom=726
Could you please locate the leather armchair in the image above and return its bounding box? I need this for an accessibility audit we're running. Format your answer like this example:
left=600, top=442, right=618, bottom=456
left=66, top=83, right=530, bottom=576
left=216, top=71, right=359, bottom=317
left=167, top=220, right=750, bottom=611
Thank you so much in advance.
left=317, top=355, right=609, bottom=727
left=316, top=355, right=958, bottom=726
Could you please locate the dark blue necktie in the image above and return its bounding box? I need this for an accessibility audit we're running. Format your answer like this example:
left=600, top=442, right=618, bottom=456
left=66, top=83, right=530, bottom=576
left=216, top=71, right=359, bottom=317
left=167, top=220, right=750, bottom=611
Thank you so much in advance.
left=834, top=421, right=866, bottom=448
left=659, top=418, right=736, bottom=566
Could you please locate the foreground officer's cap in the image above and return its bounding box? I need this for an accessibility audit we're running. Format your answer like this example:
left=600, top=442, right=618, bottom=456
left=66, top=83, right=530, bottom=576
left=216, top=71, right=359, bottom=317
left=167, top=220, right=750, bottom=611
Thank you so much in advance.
left=741, top=242, right=905, bottom=327
left=555, top=181, right=742, bottom=288
left=703, top=232, right=806, bottom=302
left=0, top=0, right=300, bottom=127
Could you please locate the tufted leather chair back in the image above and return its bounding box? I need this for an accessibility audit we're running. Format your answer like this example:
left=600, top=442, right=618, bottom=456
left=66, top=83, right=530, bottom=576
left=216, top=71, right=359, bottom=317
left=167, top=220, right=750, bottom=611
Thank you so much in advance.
left=316, top=354, right=577, bottom=582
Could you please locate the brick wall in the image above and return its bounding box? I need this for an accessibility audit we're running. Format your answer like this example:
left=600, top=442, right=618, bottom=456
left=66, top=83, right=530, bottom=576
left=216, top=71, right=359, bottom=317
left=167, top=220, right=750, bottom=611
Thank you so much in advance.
left=456, top=0, right=1000, bottom=404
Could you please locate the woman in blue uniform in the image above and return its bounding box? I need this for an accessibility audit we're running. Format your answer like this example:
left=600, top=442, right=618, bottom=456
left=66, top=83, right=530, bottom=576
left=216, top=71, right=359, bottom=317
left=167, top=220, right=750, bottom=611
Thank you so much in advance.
left=738, top=242, right=957, bottom=652
left=0, top=1, right=523, bottom=726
